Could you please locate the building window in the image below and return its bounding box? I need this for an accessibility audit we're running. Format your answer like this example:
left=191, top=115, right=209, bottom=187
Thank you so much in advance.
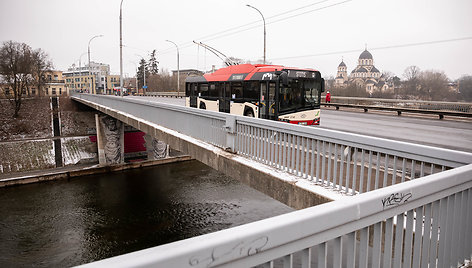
left=52, top=88, right=56, bottom=95
left=46, top=88, right=49, bottom=95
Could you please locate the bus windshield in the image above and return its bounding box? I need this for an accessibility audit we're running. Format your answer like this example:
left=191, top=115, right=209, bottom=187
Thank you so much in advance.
left=280, top=79, right=321, bottom=113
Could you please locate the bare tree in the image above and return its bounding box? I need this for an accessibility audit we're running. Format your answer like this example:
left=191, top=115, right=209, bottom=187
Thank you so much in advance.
left=458, top=75, right=472, bottom=102
left=31, top=48, right=52, bottom=97
left=418, top=70, right=450, bottom=101
left=402, top=65, right=421, bottom=96
left=0, top=41, right=35, bottom=117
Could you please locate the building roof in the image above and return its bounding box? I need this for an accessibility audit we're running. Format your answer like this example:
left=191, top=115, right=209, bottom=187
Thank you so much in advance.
left=352, top=66, right=368, bottom=73
left=338, top=61, right=346, bottom=67
left=371, top=66, right=380, bottom=73
left=359, top=49, right=373, bottom=60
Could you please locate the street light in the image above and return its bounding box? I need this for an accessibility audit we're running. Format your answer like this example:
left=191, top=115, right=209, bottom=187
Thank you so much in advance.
left=120, top=0, right=124, bottom=96
left=246, top=4, right=266, bottom=64
left=166, top=40, right=180, bottom=96
left=74, top=52, right=87, bottom=92
left=88, top=34, right=104, bottom=94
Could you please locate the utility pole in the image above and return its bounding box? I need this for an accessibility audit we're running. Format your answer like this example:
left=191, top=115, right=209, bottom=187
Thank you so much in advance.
left=120, top=0, right=124, bottom=96
left=166, top=40, right=180, bottom=96
left=88, top=35, right=103, bottom=94
left=246, top=4, right=266, bottom=64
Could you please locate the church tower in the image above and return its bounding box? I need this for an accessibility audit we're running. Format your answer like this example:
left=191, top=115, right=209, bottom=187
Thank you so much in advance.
left=335, top=59, right=348, bottom=87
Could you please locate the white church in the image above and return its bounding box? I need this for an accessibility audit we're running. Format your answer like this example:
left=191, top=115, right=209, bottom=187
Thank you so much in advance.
left=334, top=49, right=390, bottom=95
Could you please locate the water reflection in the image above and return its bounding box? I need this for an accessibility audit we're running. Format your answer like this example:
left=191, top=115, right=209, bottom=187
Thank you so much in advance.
left=0, top=160, right=293, bottom=267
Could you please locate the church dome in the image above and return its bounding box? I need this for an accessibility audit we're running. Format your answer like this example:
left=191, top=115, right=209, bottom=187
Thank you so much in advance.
left=359, top=49, right=373, bottom=60
left=338, top=61, right=346, bottom=67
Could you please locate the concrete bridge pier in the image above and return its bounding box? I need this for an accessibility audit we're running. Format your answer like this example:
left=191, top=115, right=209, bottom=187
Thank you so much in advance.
left=95, top=114, right=125, bottom=165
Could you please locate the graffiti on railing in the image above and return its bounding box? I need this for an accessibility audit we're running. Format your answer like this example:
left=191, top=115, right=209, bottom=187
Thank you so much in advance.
left=381, top=192, right=412, bottom=209
left=189, top=236, right=269, bottom=267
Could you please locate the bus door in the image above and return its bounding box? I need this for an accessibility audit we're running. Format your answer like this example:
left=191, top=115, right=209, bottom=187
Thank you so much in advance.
left=220, top=83, right=230, bottom=113
left=260, top=81, right=276, bottom=119
left=260, top=82, right=268, bottom=119
left=218, top=83, right=226, bottom=112
left=268, top=82, right=276, bottom=120
left=189, top=83, right=197, bottom=108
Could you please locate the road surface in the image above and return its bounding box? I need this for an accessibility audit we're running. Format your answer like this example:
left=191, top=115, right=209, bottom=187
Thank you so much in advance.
left=128, top=96, right=472, bottom=152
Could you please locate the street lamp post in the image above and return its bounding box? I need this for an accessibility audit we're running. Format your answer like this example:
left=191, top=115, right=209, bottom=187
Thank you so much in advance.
left=166, top=40, right=180, bottom=96
left=119, top=0, right=124, bottom=96
left=246, top=4, right=266, bottom=64
left=76, top=52, right=87, bottom=92
left=88, top=34, right=103, bottom=94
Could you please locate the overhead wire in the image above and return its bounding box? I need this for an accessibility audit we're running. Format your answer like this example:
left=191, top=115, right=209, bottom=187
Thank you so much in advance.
left=271, top=36, right=472, bottom=61
left=156, top=0, right=350, bottom=55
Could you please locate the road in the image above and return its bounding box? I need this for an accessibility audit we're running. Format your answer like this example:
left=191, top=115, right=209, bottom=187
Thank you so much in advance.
left=128, top=96, right=472, bottom=152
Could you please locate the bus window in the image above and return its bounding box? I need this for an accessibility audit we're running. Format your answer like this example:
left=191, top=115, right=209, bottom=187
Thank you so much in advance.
left=190, top=83, right=197, bottom=107
left=231, top=82, right=243, bottom=99
left=209, top=83, right=217, bottom=97
left=186, top=83, right=190, bottom=96
left=280, top=79, right=303, bottom=112
left=199, top=83, right=208, bottom=97
left=303, top=80, right=320, bottom=107
left=243, top=81, right=259, bottom=101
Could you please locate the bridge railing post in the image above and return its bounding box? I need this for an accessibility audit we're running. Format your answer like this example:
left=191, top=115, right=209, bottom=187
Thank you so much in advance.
left=224, top=115, right=237, bottom=153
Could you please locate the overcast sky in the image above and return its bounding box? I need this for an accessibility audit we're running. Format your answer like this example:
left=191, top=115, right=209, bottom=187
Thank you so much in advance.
left=1, top=0, right=471, bottom=80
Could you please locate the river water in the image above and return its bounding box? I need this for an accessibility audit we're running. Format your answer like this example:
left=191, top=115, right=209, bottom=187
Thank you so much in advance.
left=0, top=160, right=293, bottom=267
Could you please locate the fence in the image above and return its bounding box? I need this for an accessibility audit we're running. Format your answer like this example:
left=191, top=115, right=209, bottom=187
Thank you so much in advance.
left=71, top=93, right=472, bottom=267
left=72, top=93, right=471, bottom=195
left=322, top=96, right=472, bottom=113
left=322, top=96, right=472, bottom=119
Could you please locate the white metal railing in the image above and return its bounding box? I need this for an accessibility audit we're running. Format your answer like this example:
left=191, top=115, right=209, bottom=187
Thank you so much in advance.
left=71, top=93, right=472, bottom=195
left=77, top=164, right=472, bottom=268
left=323, top=96, right=472, bottom=113
left=71, top=94, right=472, bottom=267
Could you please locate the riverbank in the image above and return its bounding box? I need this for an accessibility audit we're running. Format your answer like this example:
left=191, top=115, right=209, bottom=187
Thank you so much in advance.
left=0, top=155, right=191, bottom=188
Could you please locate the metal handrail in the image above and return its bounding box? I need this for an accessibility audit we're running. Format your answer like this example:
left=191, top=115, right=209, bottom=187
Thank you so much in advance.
left=323, top=96, right=472, bottom=113
left=71, top=93, right=472, bottom=196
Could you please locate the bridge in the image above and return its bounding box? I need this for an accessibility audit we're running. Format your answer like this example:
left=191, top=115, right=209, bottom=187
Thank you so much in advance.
left=71, top=93, right=472, bottom=268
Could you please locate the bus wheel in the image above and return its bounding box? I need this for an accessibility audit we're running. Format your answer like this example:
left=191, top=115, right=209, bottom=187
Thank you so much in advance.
left=245, top=109, right=254, bottom=117
left=199, top=102, right=206, bottom=109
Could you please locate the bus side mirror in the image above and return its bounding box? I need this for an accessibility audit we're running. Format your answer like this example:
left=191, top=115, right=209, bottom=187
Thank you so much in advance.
left=321, top=78, right=325, bottom=92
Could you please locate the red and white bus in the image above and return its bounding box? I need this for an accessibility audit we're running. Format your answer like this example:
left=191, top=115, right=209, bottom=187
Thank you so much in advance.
left=185, top=64, right=325, bottom=125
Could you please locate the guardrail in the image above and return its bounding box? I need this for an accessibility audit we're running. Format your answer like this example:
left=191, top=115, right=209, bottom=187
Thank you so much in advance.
left=322, top=96, right=472, bottom=119
left=71, top=93, right=472, bottom=195
left=145, top=91, right=184, bottom=98
left=71, top=93, right=472, bottom=267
